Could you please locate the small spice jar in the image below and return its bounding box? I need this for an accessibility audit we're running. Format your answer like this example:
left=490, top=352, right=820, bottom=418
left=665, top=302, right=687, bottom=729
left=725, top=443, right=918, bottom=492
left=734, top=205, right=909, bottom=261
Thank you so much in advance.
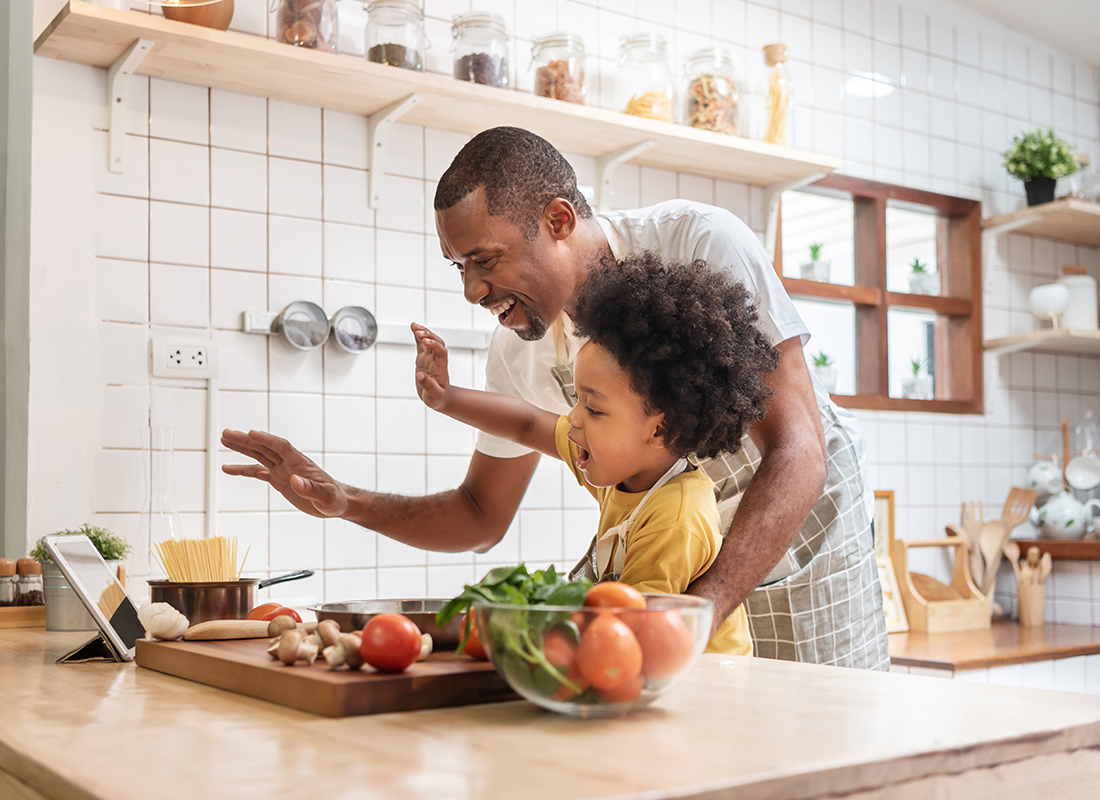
left=531, top=32, right=586, bottom=105
left=15, top=558, right=44, bottom=607
left=761, top=43, right=794, bottom=146
left=618, top=33, right=674, bottom=122
left=365, top=0, right=426, bottom=71
left=452, top=11, right=509, bottom=88
left=685, top=46, right=739, bottom=135
left=274, top=0, right=339, bottom=53
left=0, top=558, right=16, bottom=606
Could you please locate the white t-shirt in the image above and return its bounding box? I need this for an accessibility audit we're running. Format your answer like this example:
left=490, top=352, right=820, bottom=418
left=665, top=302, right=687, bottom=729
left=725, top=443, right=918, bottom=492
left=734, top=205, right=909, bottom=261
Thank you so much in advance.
left=475, top=200, right=871, bottom=516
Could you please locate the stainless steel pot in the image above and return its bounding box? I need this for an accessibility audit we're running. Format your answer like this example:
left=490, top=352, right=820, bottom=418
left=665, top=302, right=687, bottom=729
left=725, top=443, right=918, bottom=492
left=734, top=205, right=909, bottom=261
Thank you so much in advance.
left=309, top=599, right=464, bottom=648
left=148, top=570, right=314, bottom=624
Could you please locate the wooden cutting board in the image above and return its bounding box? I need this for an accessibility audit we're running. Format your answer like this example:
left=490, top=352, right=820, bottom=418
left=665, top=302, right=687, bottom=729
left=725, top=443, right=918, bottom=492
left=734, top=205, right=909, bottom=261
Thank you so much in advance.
left=135, top=637, right=516, bottom=717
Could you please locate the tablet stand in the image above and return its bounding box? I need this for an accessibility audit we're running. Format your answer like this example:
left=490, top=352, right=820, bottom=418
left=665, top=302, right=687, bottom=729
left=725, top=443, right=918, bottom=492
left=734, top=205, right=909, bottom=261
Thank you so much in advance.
left=56, top=633, right=123, bottom=664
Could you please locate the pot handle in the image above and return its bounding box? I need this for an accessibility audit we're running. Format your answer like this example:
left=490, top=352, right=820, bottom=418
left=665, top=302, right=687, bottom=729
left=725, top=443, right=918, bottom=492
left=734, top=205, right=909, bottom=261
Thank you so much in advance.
left=258, top=569, right=314, bottom=589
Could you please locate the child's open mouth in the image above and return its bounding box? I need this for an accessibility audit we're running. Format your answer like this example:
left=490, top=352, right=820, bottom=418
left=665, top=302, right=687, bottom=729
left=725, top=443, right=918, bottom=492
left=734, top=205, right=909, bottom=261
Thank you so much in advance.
left=575, top=446, right=591, bottom=470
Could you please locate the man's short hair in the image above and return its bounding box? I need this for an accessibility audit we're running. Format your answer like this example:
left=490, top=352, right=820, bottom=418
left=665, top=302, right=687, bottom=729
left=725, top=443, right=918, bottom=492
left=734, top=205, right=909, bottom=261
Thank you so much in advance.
left=434, top=127, right=593, bottom=240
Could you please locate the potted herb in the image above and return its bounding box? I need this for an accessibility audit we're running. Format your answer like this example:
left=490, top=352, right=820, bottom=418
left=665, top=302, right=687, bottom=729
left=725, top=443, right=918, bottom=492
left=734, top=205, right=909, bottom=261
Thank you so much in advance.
left=901, top=358, right=933, bottom=400
left=800, top=242, right=830, bottom=282
left=30, top=524, right=132, bottom=632
left=907, top=258, right=939, bottom=295
left=1002, top=127, right=1079, bottom=206
left=811, top=351, right=836, bottom=394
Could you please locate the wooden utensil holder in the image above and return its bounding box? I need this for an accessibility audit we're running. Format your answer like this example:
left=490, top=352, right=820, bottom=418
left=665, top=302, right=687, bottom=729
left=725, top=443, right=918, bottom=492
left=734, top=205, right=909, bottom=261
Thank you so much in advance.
left=1016, top=578, right=1046, bottom=627
left=891, top=538, right=991, bottom=634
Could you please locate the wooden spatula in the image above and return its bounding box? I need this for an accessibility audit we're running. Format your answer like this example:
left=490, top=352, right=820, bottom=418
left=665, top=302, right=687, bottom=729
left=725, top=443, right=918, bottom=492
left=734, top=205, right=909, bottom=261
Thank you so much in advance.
left=960, top=501, right=985, bottom=588
left=1002, top=487, right=1037, bottom=534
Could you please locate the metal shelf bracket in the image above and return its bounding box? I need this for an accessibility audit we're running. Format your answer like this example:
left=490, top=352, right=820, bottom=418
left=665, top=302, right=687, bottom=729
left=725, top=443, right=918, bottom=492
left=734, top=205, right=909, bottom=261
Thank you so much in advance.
left=367, top=93, right=424, bottom=209
left=596, top=139, right=656, bottom=213
left=106, top=38, right=152, bottom=174
left=763, top=173, right=828, bottom=261
left=981, top=216, right=1038, bottom=295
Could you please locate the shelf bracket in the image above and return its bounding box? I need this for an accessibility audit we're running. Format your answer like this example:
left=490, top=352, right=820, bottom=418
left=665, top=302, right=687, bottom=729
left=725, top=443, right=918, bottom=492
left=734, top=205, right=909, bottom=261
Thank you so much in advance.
left=105, top=38, right=152, bottom=174
left=367, top=93, right=424, bottom=209
left=763, top=173, right=828, bottom=261
left=981, top=215, right=1039, bottom=295
left=595, top=140, right=656, bottom=213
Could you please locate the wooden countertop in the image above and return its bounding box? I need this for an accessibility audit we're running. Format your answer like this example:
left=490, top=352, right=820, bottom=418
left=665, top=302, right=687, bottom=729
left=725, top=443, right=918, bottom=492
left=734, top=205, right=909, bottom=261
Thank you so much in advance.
left=5, top=630, right=1100, bottom=800
left=890, top=622, right=1100, bottom=670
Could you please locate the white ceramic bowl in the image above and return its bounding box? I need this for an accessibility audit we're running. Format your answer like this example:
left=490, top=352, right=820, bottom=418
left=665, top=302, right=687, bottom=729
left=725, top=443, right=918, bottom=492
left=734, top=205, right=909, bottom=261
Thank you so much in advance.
left=1028, top=283, right=1071, bottom=321
left=1066, top=455, right=1100, bottom=492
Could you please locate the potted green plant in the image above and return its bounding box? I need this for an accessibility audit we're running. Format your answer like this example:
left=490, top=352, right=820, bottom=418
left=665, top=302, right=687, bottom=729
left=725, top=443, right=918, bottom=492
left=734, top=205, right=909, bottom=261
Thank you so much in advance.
left=30, top=524, right=132, bottom=632
left=901, top=358, right=933, bottom=400
left=907, top=258, right=939, bottom=295
left=810, top=351, right=836, bottom=394
left=800, top=242, right=830, bottom=282
left=1002, top=127, right=1080, bottom=206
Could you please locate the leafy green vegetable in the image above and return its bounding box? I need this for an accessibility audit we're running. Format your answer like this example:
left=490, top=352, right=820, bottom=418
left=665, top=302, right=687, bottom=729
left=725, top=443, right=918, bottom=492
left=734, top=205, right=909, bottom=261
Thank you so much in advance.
left=437, top=563, right=592, bottom=698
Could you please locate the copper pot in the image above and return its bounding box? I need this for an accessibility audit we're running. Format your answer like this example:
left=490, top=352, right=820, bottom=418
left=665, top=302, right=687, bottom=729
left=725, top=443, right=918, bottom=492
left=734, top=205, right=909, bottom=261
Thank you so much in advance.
left=148, top=570, right=313, bottom=624
left=161, top=0, right=235, bottom=31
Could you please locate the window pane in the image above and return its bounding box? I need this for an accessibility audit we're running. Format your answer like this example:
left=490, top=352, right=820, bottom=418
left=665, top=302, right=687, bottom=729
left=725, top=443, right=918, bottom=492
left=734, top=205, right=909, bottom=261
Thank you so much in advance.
left=887, top=308, right=937, bottom=399
left=793, top=299, right=855, bottom=395
left=781, top=192, right=855, bottom=286
left=886, top=204, right=939, bottom=295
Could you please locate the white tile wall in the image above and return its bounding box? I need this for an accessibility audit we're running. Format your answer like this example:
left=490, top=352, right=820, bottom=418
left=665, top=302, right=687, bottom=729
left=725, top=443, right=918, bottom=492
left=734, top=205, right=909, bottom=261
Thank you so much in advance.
left=29, top=0, right=1100, bottom=616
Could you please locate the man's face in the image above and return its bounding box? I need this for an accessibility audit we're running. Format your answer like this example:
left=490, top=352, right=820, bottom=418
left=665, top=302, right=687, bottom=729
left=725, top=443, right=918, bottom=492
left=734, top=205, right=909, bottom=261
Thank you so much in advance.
left=435, top=189, right=575, bottom=342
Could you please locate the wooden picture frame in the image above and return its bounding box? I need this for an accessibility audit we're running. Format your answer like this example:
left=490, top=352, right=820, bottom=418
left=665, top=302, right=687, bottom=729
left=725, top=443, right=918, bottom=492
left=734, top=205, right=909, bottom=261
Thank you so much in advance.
left=873, top=490, right=908, bottom=633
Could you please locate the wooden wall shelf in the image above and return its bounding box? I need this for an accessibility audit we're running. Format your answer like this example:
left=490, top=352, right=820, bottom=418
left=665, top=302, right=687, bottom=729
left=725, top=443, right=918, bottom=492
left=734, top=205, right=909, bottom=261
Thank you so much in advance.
left=984, top=329, right=1100, bottom=357
left=890, top=620, right=1100, bottom=671
left=982, top=198, right=1100, bottom=247
left=34, top=2, right=840, bottom=190
left=1009, top=539, right=1100, bottom=561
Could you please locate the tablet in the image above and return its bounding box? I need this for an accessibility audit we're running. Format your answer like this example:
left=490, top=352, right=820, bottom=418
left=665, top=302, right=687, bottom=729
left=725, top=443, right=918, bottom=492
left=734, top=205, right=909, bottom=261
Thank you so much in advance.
left=40, top=533, right=143, bottom=661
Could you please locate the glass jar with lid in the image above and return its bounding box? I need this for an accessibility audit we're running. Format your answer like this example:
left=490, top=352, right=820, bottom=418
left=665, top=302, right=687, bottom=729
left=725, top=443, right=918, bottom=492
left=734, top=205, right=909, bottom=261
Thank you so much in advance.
left=685, top=46, right=739, bottom=135
left=452, top=11, right=509, bottom=89
left=760, top=43, right=794, bottom=145
left=0, top=558, right=15, bottom=606
left=617, top=33, right=674, bottom=122
left=15, top=558, right=43, bottom=607
left=365, top=0, right=426, bottom=71
left=531, top=32, right=586, bottom=105
left=273, top=0, right=339, bottom=53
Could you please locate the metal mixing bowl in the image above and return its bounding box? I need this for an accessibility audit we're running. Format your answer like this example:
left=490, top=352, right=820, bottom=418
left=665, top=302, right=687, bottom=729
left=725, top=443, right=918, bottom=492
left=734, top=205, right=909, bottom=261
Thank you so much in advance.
left=309, top=599, right=464, bottom=648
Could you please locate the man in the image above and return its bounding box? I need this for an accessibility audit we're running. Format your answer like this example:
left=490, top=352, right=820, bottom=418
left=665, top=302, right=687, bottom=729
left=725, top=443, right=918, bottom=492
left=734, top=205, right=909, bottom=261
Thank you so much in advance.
left=223, top=127, right=889, bottom=669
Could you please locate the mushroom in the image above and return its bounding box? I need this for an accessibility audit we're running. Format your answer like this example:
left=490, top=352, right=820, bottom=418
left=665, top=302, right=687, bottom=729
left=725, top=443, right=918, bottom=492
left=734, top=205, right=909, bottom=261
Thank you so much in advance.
left=316, top=619, right=341, bottom=649
left=267, top=615, right=298, bottom=638
left=276, top=628, right=304, bottom=666
left=417, top=633, right=433, bottom=662
left=324, top=632, right=365, bottom=670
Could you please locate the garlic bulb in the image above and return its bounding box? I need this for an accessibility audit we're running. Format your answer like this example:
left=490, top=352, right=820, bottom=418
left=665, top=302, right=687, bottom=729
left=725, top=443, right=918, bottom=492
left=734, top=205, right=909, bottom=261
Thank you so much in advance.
left=138, top=602, right=190, bottom=641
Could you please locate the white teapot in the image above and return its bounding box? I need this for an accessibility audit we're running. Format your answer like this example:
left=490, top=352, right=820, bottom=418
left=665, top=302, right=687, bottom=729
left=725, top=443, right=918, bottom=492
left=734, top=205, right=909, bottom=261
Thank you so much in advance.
left=1031, top=491, right=1100, bottom=539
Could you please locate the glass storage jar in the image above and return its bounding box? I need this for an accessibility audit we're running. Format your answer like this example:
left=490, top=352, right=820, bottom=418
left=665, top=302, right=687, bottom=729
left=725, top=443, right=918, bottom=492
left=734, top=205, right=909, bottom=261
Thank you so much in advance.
left=274, top=0, right=339, bottom=53
left=685, top=46, right=739, bottom=135
left=531, top=32, right=586, bottom=105
left=365, top=0, right=426, bottom=70
left=760, top=43, right=793, bottom=145
left=452, top=11, right=509, bottom=88
left=617, top=33, right=674, bottom=122
left=0, top=558, right=15, bottom=606
left=15, top=558, right=44, bottom=607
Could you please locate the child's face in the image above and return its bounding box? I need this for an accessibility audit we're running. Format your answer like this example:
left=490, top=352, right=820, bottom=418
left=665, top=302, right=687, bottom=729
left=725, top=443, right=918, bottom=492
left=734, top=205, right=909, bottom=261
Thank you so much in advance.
left=565, top=342, right=672, bottom=492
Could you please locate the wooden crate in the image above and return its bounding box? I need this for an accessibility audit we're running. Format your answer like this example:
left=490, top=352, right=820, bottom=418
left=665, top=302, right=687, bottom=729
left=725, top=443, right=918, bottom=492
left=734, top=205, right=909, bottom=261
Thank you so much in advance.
left=891, top=538, right=991, bottom=634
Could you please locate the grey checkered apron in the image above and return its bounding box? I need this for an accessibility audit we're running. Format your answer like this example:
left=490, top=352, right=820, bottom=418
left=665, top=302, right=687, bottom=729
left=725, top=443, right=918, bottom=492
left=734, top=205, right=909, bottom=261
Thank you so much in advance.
left=558, top=367, right=890, bottom=670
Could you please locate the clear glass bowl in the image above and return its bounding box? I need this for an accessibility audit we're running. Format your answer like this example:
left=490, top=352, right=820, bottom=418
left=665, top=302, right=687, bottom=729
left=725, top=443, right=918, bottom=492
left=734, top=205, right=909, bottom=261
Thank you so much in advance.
left=474, top=594, right=712, bottom=718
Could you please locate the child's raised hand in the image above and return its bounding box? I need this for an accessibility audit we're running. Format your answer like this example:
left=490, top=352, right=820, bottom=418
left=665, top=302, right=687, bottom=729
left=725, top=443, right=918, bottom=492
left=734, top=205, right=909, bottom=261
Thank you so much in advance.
left=412, top=323, right=452, bottom=410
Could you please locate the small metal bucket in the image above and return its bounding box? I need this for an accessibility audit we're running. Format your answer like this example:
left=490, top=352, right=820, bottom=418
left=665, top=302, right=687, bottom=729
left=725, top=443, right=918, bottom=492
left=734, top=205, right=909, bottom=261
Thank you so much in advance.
left=44, top=562, right=116, bottom=632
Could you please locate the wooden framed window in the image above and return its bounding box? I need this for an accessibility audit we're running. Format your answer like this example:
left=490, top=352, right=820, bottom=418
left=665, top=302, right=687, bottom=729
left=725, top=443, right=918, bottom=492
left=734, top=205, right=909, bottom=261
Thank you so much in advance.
left=775, top=175, right=983, bottom=413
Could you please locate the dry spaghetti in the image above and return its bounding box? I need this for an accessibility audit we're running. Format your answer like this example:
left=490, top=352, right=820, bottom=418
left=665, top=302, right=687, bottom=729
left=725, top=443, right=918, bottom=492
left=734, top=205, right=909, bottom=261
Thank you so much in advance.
left=153, top=536, right=245, bottom=583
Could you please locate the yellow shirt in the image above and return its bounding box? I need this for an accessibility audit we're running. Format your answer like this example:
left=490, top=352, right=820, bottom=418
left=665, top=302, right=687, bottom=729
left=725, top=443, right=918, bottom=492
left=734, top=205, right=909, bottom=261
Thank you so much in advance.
left=555, top=416, right=752, bottom=656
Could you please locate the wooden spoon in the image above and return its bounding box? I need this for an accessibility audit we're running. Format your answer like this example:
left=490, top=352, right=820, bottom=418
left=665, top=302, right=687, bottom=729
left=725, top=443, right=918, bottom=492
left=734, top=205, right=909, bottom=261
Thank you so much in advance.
left=1002, top=539, right=1021, bottom=582
left=979, top=520, right=1007, bottom=596
left=1038, top=551, right=1052, bottom=583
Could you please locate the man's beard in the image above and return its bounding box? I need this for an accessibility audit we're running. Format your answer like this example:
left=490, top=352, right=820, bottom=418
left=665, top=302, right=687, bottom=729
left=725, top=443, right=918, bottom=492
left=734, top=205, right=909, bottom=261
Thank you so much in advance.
left=514, top=304, right=548, bottom=341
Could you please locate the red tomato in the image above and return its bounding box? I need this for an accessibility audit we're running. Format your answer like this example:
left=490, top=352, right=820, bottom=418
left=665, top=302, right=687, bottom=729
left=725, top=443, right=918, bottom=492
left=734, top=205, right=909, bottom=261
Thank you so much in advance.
left=360, top=614, right=423, bottom=672
left=596, top=671, right=644, bottom=704
left=584, top=582, right=646, bottom=610
left=570, top=610, right=588, bottom=634
left=246, top=602, right=283, bottom=621
left=627, top=609, right=696, bottom=681
left=543, top=628, right=581, bottom=701
left=553, top=661, right=591, bottom=702
left=575, top=613, right=643, bottom=691
left=460, top=611, right=488, bottom=660
left=262, top=606, right=301, bottom=623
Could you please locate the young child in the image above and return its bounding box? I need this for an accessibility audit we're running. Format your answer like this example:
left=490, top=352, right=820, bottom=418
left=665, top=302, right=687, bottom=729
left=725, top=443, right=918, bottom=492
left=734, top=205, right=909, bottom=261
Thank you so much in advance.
left=412, top=252, right=778, bottom=655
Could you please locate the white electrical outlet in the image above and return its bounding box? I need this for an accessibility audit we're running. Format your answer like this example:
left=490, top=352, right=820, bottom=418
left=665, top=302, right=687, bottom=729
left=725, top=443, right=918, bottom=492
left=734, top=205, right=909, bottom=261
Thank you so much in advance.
left=151, top=336, right=220, bottom=379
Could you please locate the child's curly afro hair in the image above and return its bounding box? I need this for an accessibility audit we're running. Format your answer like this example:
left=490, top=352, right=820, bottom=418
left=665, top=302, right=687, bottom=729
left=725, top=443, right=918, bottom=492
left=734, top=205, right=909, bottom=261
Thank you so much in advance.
left=570, top=252, right=779, bottom=460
